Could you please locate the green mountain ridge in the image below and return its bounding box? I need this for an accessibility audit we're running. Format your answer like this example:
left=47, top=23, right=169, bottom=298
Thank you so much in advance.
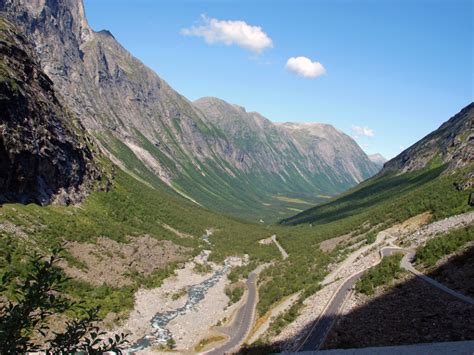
left=382, top=102, right=473, bottom=174
left=281, top=103, right=474, bottom=226
left=1, top=0, right=379, bottom=222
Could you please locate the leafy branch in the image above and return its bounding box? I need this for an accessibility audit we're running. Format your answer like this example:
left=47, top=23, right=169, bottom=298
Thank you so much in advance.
left=0, top=246, right=128, bottom=353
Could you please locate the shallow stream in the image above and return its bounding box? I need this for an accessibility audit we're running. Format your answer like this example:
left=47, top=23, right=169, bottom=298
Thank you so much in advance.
left=128, top=261, right=229, bottom=351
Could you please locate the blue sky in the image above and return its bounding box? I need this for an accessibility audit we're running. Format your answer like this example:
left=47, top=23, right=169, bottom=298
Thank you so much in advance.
left=84, top=0, right=472, bottom=159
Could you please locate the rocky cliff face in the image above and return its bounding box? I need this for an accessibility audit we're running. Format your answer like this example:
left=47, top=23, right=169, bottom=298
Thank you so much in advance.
left=1, top=0, right=380, bottom=219
left=0, top=16, right=100, bottom=205
left=1, top=0, right=225, bottom=186
left=381, top=103, right=473, bottom=174
left=276, top=122, right=378, bottom=183
left=195, top=97, right=379, bottom=186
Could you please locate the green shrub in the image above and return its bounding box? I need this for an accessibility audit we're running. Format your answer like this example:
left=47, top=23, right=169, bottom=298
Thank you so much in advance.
left=0, top=247, right=127, bottom=353
left=268, top=300, right=303, bottom=336
left=415, top=224, right=474, bottom=268
left=366, top=231, right=377, bottom=244
left=356, top=254, right=403, bottom=295
left=225, top=285, right=245, bottom=305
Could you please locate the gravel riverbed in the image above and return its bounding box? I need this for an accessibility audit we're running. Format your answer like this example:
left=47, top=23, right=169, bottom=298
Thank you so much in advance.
left=106, top=254, right=245, bottom=353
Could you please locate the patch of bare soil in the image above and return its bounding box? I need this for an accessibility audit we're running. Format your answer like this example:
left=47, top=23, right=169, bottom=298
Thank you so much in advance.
left=61, top=236, right=191, bottom=287
left=0, top=221, right=30, bottom=240
left=323, top=273, right=474, bottom=349
left=384, top=211, right=432, bottom=241
left=320, top=233, right=353, bottom=252
left=399, top=211, right=432, bottom=231
left=399, top=211, right=473, bottom=248
left=259, top=237, right=273, bottom=245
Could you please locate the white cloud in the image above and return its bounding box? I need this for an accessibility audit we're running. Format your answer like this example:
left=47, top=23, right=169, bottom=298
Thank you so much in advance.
left=351, top=125, right=375, bottom=138
left=285, top=56, right=326, bottom=78
left=181, top=15, right=273, bottom=53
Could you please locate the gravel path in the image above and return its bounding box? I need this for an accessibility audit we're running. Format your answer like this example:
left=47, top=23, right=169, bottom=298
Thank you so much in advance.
left=272, top=235, right=289, bottom=260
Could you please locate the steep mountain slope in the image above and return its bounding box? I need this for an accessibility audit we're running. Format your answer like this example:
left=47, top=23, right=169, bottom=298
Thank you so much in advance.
left=368, top=153, right=387, bottom=169
left=276, top=122, right=377, bottom=183
left=1, top=0, right=379, bottom=221
left=281, top=103, right=474, bottom=226
left=382, top=103, right=473, bottom=174
left=0, top=17, right=101, bottom=205
left=194, top=96, right=379, bottom=191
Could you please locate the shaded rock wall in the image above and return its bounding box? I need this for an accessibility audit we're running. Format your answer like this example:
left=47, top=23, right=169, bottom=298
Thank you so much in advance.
left=0, top=17, right=100, bottom=205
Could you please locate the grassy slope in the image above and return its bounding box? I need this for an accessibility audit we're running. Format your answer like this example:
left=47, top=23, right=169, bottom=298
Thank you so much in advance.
left=355, top=254, right=404, bottom=295
left=0, top=163, right=280, bottom=318
left=415, top=224, right=474, bottom=268
left=281, top=163, right=473, bottom=228
left=253, top=162, right=472, bottom=319
left=0, top=132, right=379, bottom=323
left=97, top=126, right=356, bottom=223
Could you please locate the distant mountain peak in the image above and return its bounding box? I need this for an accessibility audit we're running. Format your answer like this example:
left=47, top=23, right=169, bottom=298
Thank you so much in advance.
left=194, top=97, right=379, bottom=186
left=368, top=153, right=387, bottom=169
left=194, top=96, right=247, bottom=113
left=275, top=122, right=347, bottom=142
left=97, top=29, right=115, bottom=39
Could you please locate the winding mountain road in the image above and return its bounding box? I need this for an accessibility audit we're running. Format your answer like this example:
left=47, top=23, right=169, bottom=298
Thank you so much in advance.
left=204, top=236, right=287, bottom=354
left=205, top=266, right=265, bottom=354
left=298, top=245, right=474, bottom=351
left=299, top=269, right=366, bottom=351
left=383, top=247, right=474, bottom=305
